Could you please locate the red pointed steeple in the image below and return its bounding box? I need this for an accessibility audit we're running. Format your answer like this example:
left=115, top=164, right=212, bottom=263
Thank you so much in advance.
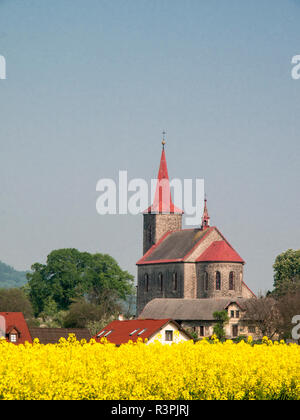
left=201, top=196, right=210, bottom=229
left=144, top=141, right=183, bottom=214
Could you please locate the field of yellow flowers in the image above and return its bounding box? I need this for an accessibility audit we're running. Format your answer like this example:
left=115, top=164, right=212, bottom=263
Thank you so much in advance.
left=0, top=335, right=300, bottom=400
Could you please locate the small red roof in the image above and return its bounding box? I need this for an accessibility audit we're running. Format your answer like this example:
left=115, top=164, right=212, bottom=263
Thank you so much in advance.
left=0, top=312, right=32, bottom=344
left=94, top=319, right=176, bottom=345
left=144, top=148, right=183, bottom=214
left=196, top=240, right=245, bottom=263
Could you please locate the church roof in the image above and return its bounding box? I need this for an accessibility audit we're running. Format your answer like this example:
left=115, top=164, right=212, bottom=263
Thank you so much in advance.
left=139, top=298, right=250, bottom=321
left=137, top=226, right=244, bottom=265
left=196, top=240, right=245, bottom=263
left=144, top=147, right=183, bottom=214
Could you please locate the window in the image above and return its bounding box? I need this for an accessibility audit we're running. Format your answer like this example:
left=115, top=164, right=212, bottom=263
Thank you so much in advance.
left=137, top=329, right=147, bottom=336
left=144, top=274, right=149, bottom=292
left=148, top=225, right=153, bottom=243
left=129, top=329, right=140, bottom=336
left=10, top=334, right=17, bottom=343
left=236, top=311, right=240, bottom=319
left=172, top=272, right=178, bottom=291
left=248, top=326, right=256, bottom=334
left=165, top=330, right=173, bottom=342
left=200, top=326, right=205, bottom=337
left=204, top=272, right=209, bottom=290
left=104, top=330, right=112, bottom=337
left=97, top=330, right=106, bottom=338
left=229, top=272, right=235, bottom=290
left=158, top=273, right=163, bottom=291
left=216, top=272, right=221, bottom=290
left=230, top=310, right=235, bottom=318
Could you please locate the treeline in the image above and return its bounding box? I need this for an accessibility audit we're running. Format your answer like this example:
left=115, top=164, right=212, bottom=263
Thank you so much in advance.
left=0, top=249, right=135, bottom=334
left=0, top=261, right=27, bottom=288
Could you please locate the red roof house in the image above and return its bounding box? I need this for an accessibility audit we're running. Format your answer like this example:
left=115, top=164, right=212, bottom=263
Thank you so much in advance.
left=0, top=312, right=32, bottom=344
left=94, top=319, right=192, bottom=346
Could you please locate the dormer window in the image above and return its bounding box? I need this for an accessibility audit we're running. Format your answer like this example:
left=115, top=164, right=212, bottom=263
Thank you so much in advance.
left=10, top=333, right=17, bottom=343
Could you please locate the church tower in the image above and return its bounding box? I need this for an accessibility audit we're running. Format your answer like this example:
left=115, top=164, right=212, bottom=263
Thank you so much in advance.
left=143, top=140, right=183, bottom=255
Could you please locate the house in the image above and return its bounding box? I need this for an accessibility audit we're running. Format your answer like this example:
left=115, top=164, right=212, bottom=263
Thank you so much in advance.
left=94, top=319, right=193, bottom=346
left=136, top=141, right=257, bottom=339
left=29, top=328, right=92, bottom=344
left=0, top=312, right=32, bottom=344
left=139, top=298, right=259, bottom=339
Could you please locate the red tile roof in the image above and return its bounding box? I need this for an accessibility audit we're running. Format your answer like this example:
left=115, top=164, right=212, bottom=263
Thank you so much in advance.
left=196, top=240, right=245, bottom=263
left=0, top=312, right=32, bottom=344
left=94, top=319, right=178, bottom=345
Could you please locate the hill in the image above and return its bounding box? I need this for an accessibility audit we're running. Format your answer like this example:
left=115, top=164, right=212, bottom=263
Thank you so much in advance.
left=0, top=261, right=28, bottom=288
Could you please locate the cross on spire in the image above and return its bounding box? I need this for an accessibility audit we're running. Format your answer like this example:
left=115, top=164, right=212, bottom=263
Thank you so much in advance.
left=162, top=130, right=166, bottom=149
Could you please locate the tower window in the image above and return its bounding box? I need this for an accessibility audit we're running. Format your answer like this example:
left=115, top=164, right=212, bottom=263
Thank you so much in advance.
left=229, top=272, right=235, bottom=290
left=144, top=274, right=149, bottom=292
left=148, top=225, right=153, bottom=244
left=172, top=272, right=178, bottom=291
left=216, top=272, right=221, bottom=290
left=158, top=273, right=163, bottom=291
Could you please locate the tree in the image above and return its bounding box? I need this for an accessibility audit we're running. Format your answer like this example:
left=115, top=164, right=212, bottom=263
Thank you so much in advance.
left=0, top=288, right=33, bottom=319
left=27, top=249, right=134, bottom=316
left=273, top=249, right=300, bottom=296
left=276, top=290, right=300, bottom=341
left=213, top=310, right=229, bottom=340
left=244, top=296, right=280, bottom=339
left=63, top=299, right=120, bottom=329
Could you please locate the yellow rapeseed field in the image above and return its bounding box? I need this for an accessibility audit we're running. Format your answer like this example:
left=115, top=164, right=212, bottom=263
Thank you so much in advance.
left=0, top=335, right=300, bottom=400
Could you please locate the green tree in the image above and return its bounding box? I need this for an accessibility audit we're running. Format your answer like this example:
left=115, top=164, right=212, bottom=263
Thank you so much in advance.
left=213, top=310, right=229, bottom=340
left=273, top=249, right=300, bottom=296
left=27, top=249, right=134, bottom=316
left=63, top=299, right=120, bottom=329
left=0, top=288, right=33, bottom=319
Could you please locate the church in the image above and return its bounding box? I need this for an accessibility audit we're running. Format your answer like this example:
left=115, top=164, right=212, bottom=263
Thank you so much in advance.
left=136, top=141, right=257, bottom=339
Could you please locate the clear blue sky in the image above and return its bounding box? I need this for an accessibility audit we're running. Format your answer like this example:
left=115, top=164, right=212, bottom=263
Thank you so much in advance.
left=0, top=0, right=299, bottom=294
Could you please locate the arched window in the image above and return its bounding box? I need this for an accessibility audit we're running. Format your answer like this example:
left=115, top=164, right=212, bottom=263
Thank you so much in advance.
left=158, top=273, right=163, bottom=291
left=172, top=272, right=178, bottom=291
left=144, top=274, right=149, bottom=292
left=229, top=272, right=235, bottom=290
left=204, top=272, right=209, bottom=291
left=216, top=271, right=221, bottom=290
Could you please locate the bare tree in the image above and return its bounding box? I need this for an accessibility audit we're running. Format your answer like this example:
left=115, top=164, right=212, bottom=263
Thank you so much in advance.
left=244, top=296, right=281, bottom=339
left=276, top=289, right=300, bottom=341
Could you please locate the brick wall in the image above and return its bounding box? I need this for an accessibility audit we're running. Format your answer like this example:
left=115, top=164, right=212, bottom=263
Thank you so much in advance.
left=137, top=263, right=184, bottom=316
left=196, top=262, right=244, bottom=299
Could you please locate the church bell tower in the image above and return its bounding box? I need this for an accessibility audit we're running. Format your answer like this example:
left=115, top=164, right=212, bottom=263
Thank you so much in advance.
left=143, top=139, right=183, bottom=255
